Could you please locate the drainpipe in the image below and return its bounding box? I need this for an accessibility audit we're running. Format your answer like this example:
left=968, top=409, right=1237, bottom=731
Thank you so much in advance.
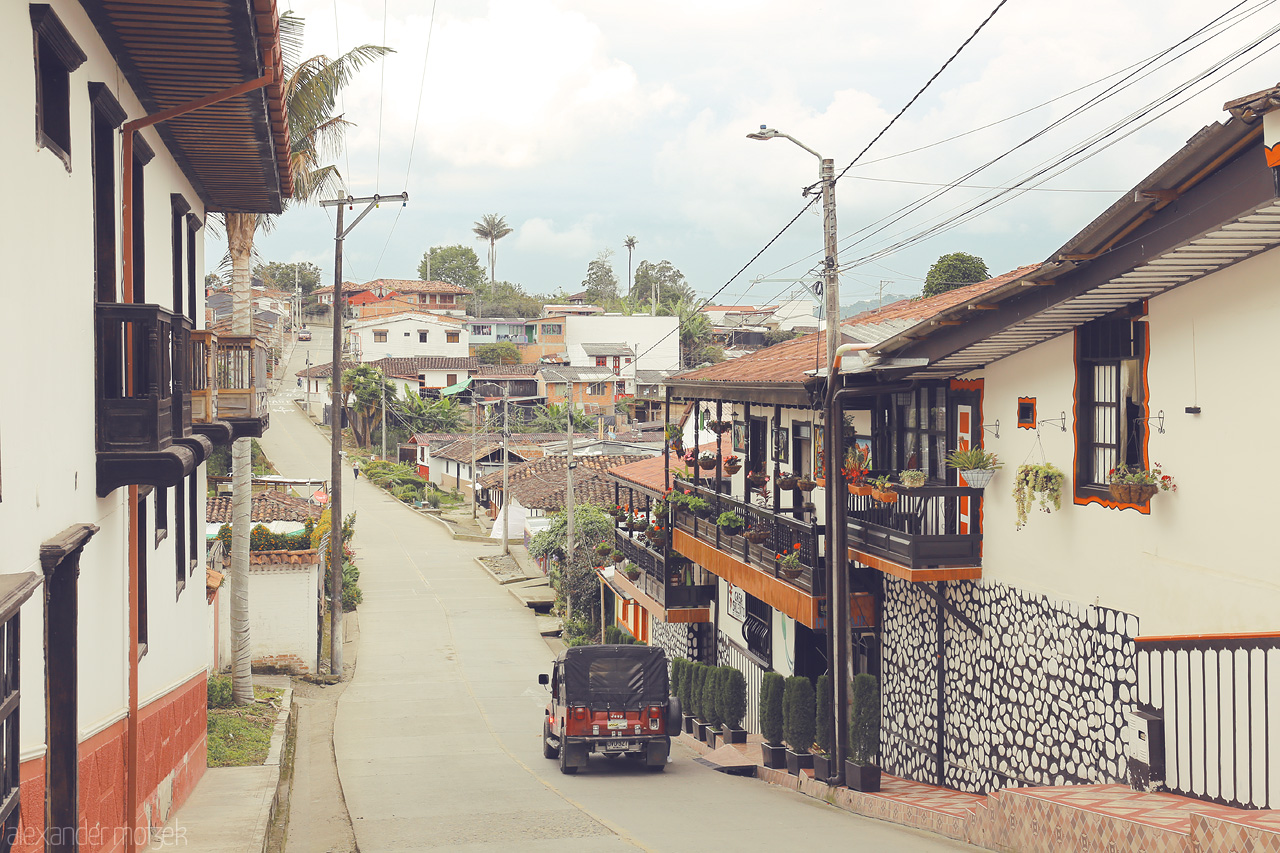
left=825, top=343, right=857, bottom=783
left=119, top=68, right=274, bottom=853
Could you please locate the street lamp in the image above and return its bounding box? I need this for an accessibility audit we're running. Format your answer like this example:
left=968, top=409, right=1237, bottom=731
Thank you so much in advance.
left=747, top=124, right=849, bottom=785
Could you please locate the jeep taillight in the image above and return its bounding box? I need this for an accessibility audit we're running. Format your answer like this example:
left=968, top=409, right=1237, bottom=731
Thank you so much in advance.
left=574, top=707, right=587, bottom=721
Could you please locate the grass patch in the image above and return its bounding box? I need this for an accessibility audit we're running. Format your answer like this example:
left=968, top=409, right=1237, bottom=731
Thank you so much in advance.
left=207, top=680, right=285, bottom=767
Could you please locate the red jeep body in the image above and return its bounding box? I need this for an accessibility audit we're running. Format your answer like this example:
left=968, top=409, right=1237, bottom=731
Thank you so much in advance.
left=539, top=644, right=680, bottom=773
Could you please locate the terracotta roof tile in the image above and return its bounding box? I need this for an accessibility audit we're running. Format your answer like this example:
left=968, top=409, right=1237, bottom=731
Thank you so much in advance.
left=671, top=329, right=851, bottom=385
left=478, top=454, right=649, bottom=511
left=206, top=491, right=322, bottom=525
left=844, top=264, right=1041, bottom=327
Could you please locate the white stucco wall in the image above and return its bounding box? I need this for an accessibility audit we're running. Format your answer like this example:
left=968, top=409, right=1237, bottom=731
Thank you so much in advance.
left=0, top=0, right=216, bottom=754
left=349, top=313, right=469, bottom=360
left=248, top=565, right=318, bottom=673
left=978, top=247, right=1280, bottom=636
left=565, top=315, right=680, bottom=372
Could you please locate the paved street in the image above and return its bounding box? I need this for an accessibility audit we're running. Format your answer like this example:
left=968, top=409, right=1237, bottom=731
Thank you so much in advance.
left=259, top=329, right=978, bottom=852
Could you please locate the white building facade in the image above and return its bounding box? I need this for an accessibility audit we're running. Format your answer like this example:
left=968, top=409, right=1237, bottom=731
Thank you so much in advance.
left=348, top=312, right=469, bottom=361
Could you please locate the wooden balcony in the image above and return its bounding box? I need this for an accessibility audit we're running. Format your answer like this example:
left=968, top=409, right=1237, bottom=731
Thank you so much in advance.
left=170, top=316, right=212, bottom=463
left=189, top=329, right=232, bottom=444
left=845, top=484, right=983, bottom=582
left=670, top=482, right=825, bottom=629
left=216, top=335, right=270, bottom=439
left=95, top=303, right=197, bottom=496
left=612, top=528, right=713, bottom=620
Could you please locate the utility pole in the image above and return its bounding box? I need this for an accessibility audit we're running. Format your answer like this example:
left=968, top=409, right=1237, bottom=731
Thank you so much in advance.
left=501, top=393, right=510, bottom=555
left=878, top=280, right=893, bottom=311
left=471, top=397, right=479, bottom=520
left=380, top=371, right=387, bottom=461
left=564, top=375, right=576, bottom=566
left=319, top=192, right=407, bottom=678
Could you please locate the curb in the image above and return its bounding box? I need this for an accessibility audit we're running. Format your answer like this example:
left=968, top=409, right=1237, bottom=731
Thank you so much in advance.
left=262, top=688, right=296, bottom=853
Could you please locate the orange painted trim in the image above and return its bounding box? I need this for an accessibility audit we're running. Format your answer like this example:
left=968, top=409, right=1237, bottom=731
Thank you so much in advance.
left=1267, top=142, right=1280, bottom=169
left=1136, top=630, right=1280, bottom=644
left=849, top=548, right=981, bottom=583
left=598, top=567, right=711, bottom=625
left=672, top=529, right=821, bottom=628
left=949, top=378, right=984, bottom=391
left=1017, top=397, right=1036, bottom=429
left=1071, top=326, right=1152, bottom=515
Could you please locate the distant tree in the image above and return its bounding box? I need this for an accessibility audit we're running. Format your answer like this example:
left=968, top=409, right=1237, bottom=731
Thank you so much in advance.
left=582, top=249, right=619, bottom=305
left=673, top=299, right=717, bottom=368
left=473, top=214, right=514, bottom=285
left=340, top=364, right=395, bottom=447
left=923, top=252, right=989, bottom=298
left=623, top=235, right=638, bottom=296
left=254, top=260, right=322, bottom=296
left=528, top=504, right=615, bottom=629
left=475, top=280, right=545, bottom=318
left=392, top=389, right=465, bottom=435
left=521, top=403, right=593, bottom=433
left=631, top=259, right=693, bottom=307
left=417, top=244, right=485, bottom=290
left=475, top=341, right=521, bottom=365
left=762, top=329, right=801, bottom=348
left=205, top=273, right=223, bottom=289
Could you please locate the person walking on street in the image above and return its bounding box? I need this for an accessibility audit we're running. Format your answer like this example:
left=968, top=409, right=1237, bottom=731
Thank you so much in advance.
left=353, top=461, right=361, bottom=480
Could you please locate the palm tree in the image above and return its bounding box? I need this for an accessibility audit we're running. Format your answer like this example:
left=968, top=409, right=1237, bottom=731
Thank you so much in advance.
left=623, top=235, right=638, bottom=301
left=473, top=213, right=514, bottom=291
left=224, top=13, right=390, bottom=705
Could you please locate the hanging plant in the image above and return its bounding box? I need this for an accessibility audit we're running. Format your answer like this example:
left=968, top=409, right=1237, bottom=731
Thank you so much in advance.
left=1013, top=463, right=1066, bottom=530
left=708, top=419, right=732, bottom=435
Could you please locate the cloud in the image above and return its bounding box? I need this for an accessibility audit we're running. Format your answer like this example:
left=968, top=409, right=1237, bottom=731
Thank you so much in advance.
left=513, top=217, right=599, bottom=257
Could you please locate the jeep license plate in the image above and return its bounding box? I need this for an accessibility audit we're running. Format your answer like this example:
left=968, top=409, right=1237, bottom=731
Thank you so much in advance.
left=606, top=719, right=627, bottom=730
left=604, top=741, right=634, bottom=751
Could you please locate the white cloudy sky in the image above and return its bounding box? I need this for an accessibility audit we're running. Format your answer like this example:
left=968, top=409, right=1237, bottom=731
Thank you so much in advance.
left=212, top=0, right=1280, bottom=307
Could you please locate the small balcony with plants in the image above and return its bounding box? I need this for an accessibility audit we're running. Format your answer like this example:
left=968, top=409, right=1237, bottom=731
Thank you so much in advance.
left=841, top=445, right=991, bottom=581
left=95, top=302, right=199, bottom=496
left=215, top=335, right=270, bottom=439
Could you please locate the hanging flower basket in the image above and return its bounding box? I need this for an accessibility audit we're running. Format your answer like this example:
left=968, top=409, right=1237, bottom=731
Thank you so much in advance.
left=1109, top=482, right=1158, bottom=504
left=623, top=566, right=641, bottom=581
left=778, top=565, right=804, bottom=581
left=745, top=471, right=768, bottom=487
left=960, top=468, right=996, bottom=490
left=611, top=551, right=625, bottom=565
left=777, top=474, right=799, bottom=490
left=797, top=477, right=817, bottom=492
left=744, top=529, right=770, bottom=545
left=724, top=461, right=742, bottom=475
left=871, top=487, right=898, bottom=504
left=698, top=458, right=717, bottom=470
left=708, top=420, right=732, bottom=435
left=595, top=543, right=613, bottom=557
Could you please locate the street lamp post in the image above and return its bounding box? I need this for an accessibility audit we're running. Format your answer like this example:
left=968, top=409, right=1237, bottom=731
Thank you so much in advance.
left=748, top=125, right=849, bottom=785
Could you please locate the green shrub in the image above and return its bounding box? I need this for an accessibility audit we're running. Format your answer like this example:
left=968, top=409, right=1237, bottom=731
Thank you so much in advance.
left=759, top=672, right=785, bottom=744
left=701, top=667, right=723, bottom=728
left=690, top=664, right=707, bottom=720
left=678, top=660, right=695, bottom=714
left=426, top=491, right=442, bottom=508
left=815, top=674, right=833, bottom=756
left=207, top=675, right=234, bottom=709
left=391, top=484, right=422, bottom=503
left=849, top=674, right=881, bottom=764
left=722, top=667, right=747, bottom=730
left=670, top=658, right=685, bottom=700
left=782, top=676, right=816, bottom=753
left=323, top=562, right=363, bottom=610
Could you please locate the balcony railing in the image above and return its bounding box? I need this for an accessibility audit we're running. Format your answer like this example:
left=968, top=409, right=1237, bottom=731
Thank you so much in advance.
left=190, top=329, right=217, bottom=423
left=216, top=335, right=270, bottom=437
left=671, top=481, right=824, bottom=595
left=96, top=302, right=175, bottom=454
left=172, top=315, right=193, bottom=439
left=845, top=483, right=983, bottom=570
left=613, top=527, right=713, bottom=611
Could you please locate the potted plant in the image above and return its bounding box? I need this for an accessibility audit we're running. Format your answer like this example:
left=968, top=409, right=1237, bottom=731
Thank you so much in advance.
left=775, top=544, right=804, bottom=580
left=797, top=475, right=817, bottom=492
left=608, top=504, right=626, bottom=521
left=716, top=510, right=745, bottom=535
left=898, top=469, right=926, bottom=489
left=707, top=419, right=732, bottom=435
left=647, top=523, right=667, bottom=549
left=1013, top=462, right=1066, bottom=529
left=627, top=513, right=648, bottom=532
left=946, top=446, right=1003, bottom=490
left=846, top=673, right=881, bottom=791
left=678, top=659, right=697, bottom=734
left=700, top=667, right=724, bottom=746
left=620, top=560, right=640, bottom=581
left=665, top=422, right=684, bottom=457
left=687, top=496, right=712, bottom=519
left=610, top=550, right=624, bottom=565
left=723, top=454, right=742, bottom=475
left=1108, top=462, right=1176, bottom=504
left=843, top=445, right=873, bottom=495
left=698, top=451, right=718, bottom=471
left=744, top=522, right=771, bottom=545
left=691, top=664, right=711, bottom=741
left=745, top=469, right=768, bottom=488
left=782, top=676, right=816, bottom=775
left=778, top=471, right=799, bottom=490
left=595, top=541, right=613, bottom=558
left=812, top=674, right=835, bottom=782
left=759, top=673, right=787, bottom=768
left=720, top=667, right=748, bottom=744
left=869, top=474, right=898, bottom=504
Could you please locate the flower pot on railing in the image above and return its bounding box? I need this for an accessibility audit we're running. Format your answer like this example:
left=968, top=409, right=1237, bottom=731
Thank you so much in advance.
left=778, top=565, right=804, bottom=581
left=1109, top=482, right=1157, bottom=504
left=745, top=472, right=768, bottom=488
left=871, top=487, right=898, bottom=504
left=778, top=474, right=799, bottom=490
left=848, top=481, right=873, bottom=496
left=708, top=420, right=732, bottom=435
left=744, top=529, right=769, bottom=545
left=698, top=458, right=717, bottom=470
left=961, top=468, right=997, bottom=490
left=797, top=477, right=817, bottom=493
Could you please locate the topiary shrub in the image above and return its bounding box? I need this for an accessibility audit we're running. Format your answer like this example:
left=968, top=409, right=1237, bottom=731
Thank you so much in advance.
left=782, top=676, right=816, bottom=753
left=677, top=660, right=692, bottom=712
left=701, top=667, right=723, bottom=729
left=815, top=674, right=833, bottom=757
left=849, top=673, right=881, bottom=764
left=692, top=664, right=708, bottom=720
left=207, top=674, right=233, bottom=709
left=759, top=672, right=785, bottom=745
left=722, top=667, right=747, bottom=730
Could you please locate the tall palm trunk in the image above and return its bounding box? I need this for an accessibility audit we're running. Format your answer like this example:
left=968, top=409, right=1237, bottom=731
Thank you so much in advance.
left=226, top=211, right=257, bottom=705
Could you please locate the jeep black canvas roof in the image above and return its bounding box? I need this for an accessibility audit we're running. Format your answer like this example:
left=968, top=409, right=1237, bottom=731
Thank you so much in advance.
left=559, top=645, right=668, bottom=708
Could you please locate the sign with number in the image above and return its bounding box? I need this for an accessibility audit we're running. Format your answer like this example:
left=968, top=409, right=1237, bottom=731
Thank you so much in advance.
left=727, top=584, right=746, bottom=621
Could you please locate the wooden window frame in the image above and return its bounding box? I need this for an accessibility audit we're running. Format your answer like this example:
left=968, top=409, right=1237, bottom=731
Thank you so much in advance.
left=372, top=330, right=388, bottom=343
left=175, top=477, right=187, bottom=597
left=1074, top=316, right=1148, bottom=500
left=594, top=356, right=606, bottom=367
left=137, top=489, right=149, bottom=656
left=89, top=83, right=125, bottom=304
left=131, top=137, right=155, bottom=302
left=154, top=485, right=168, bottom=547
left=30, top=5, right=85, bottom=170
left=170, top=195, right=191, bottom=316
left=418, top=330, right=428, bottom=343
left=888, top=383, right=949, bottom=482
left=446, top=331, right=460, bottom=343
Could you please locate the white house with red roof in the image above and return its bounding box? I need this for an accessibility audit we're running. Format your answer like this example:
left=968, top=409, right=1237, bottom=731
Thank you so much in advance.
left=347, top=312, right=470, bottom=361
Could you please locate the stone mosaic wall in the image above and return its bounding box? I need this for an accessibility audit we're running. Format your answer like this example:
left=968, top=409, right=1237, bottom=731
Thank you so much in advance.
left=650, top=617, right=697, bottom=663
left=881, top=576, right=1139, bottom=794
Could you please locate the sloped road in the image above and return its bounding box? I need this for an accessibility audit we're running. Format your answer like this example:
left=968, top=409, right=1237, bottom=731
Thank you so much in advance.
left=260, top=330, right=978, bottom=852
